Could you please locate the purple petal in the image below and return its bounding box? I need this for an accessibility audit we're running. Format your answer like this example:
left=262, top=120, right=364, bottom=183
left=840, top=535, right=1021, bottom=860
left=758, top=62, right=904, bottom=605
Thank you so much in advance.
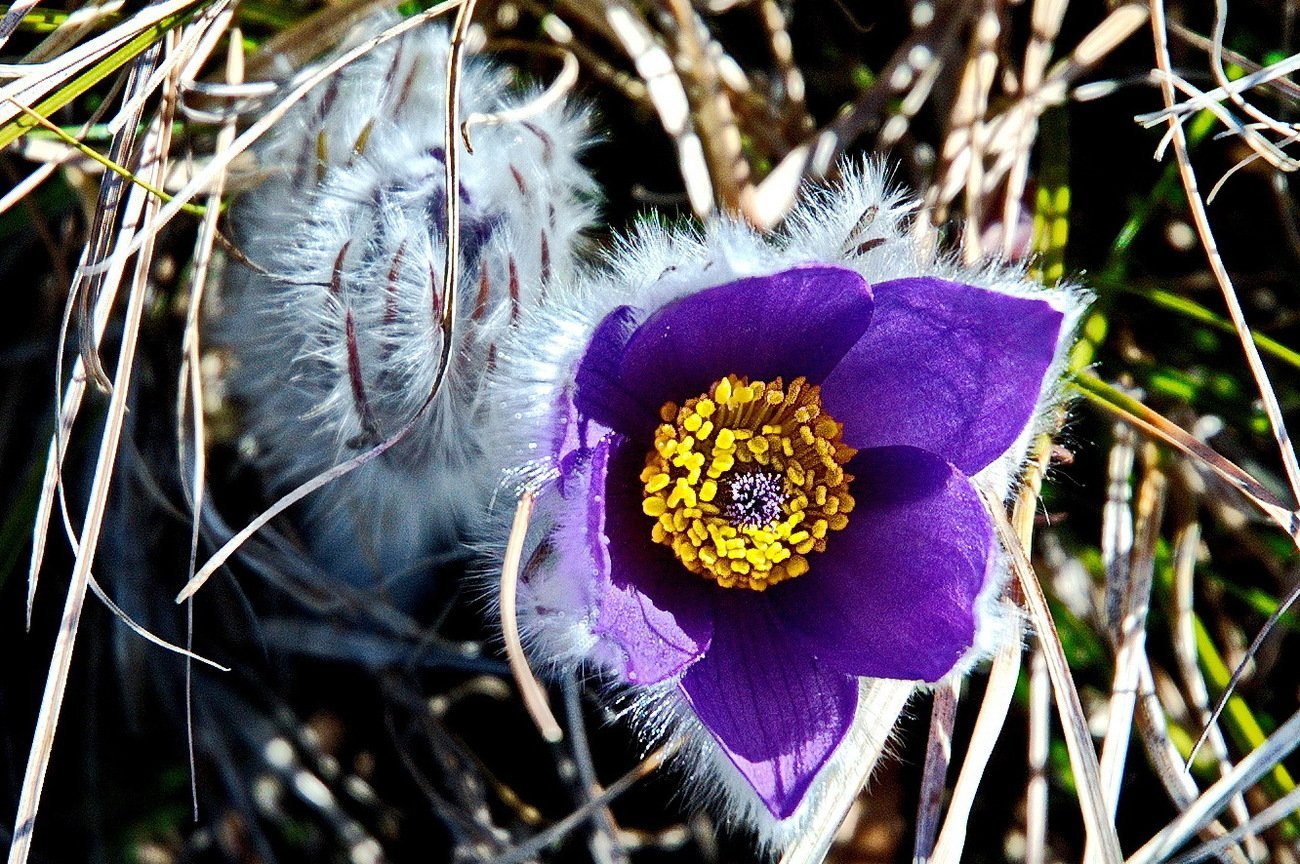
left=680, top=592, right=858, bottom=819
left=554, top=386, right=613, bottom=497
left=779, top=446, right=994, bottom=683
left=820, top=277, right=1064, bottom=474
left=588, top=440, right=715, bottom=684
left=576, top=266, right=874, bottom=439
left=573, top=305, right=661, bottom=439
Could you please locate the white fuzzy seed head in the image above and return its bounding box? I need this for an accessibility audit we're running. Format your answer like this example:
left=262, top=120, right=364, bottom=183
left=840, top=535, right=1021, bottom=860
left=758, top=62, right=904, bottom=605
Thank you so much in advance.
left=219, top=21, right=597, bottom=597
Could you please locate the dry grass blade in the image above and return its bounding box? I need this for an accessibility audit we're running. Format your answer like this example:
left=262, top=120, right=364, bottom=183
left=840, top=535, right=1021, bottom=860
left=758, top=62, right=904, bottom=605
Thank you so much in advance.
left=912, top=679, right=959, bottom=864
left=929, top=3, right=1147, bottom=231
left=0, top=72, right=127, bottom=216
left=756, top=0, right=808, bottom=129
left=998, top=0, right=1068, bottom=259
left=928, top=642, right=1022, bottom=864
left=440, top=0, right=475, bottom=341
left=1191, top=579, right=1300, bottom=765
left=101, top=0, right=232, bottom=140
left=1168, top=509, right=1255, bottom=845
left=931, top=441, right=1050, bottom=864
left=666, top=0, right=749, bottom=214
left=115, top=1, right=461, bottom=271
left=1072, top=373, right=1298, bottom=539
left=20, top=0, right=125, bottom=64
left=242, top=0, right=396, bottom=78
left=1168, top=21, right=1300, bottom=103
left=1128, top=706, right=1300, bottom=864
left=462, top=46, right=577, bottom=143
left=954, top=0, right=998, bottom=259
left=1026, top=645, right=1050, bottom=864
left=1165, top=784, right=1300, bottom=864
left=1148, top=0, right=1300, bottom=513
left=27, top=36, right=163, bottom=626
left=749, top=0, right=968, bottom=228
left=0, top=0, right=202, bottom=138
left=175, top=14, right=241, bottom=818
left=597, top=0, right=713, bottom=215
left=1130, top=663, right=1253, bottom=864
left=1138, top=56, right=1300, bottom=172
left=532, top=0, right=712, bottom=212
left=7, top=80, right=176, bottom=864
left=26, top=168, right=147, bottom=627
left=0, top=0, right=44, bottom=52
left=1101, top=421, right=1136, bottom=626
left=171, top=403, right=438, bottom=601
left=1204, top=1, right=1300, bottom=170
left=2, top=94, right=206, bottom=215
left=560, top=675, right=627, bottom=864
left=1096, top=449, right=1165, bottom=820
left=85, top=574, right=229, bottom=671
left=1146, top=0, right=1300, bottom=780
left=976, top=480, right=1125, bottom=864
left=500, top=491, right=562, bottom=743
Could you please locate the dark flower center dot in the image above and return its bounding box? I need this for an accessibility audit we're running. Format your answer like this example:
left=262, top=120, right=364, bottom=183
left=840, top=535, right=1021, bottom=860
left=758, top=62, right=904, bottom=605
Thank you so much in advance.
left=639, top=374, right=858, bottom=591
left=721, top=471, right=786, bottom=529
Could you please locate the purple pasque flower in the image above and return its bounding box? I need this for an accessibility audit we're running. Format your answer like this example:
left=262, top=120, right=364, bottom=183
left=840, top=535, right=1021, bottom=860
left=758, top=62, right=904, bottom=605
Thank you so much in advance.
left=488, top=163, right=1084, bottom=841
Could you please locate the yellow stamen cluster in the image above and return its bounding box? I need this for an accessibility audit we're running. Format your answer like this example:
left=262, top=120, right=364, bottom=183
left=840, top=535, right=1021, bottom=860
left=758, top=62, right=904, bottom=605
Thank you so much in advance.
left=640, top=374, right=857, bottom=590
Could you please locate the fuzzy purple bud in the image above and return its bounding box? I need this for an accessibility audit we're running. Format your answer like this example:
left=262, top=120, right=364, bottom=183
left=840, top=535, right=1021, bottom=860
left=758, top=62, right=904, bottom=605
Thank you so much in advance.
left=219, top=22, right=596, bottom=597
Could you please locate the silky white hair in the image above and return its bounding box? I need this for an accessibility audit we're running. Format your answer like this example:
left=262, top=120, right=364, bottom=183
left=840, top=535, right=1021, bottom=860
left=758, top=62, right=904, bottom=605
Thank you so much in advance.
left=483, top=160, right=1089, bottom=849
left=219, top=21, right=597, bottom=598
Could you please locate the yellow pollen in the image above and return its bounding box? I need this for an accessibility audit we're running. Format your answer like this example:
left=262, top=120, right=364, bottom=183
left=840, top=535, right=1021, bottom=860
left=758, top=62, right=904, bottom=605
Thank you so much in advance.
left=640, top=374, right=857, bottom=591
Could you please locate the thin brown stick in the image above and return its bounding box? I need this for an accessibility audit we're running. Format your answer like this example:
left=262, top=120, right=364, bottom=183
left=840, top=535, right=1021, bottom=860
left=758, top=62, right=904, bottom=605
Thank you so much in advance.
left=913, top=679, right=960, bottom=864
left=664, top=0, right=746, bottom=213
left=1096, top=448, right=1166, bottom=841
left=499, top=491, right=562, bottom=743
left=976, top=480, right=1125, bottom=864
left=495, top=741, right=680, bottom=864
left=1149, top=0, right=1300, bottom=511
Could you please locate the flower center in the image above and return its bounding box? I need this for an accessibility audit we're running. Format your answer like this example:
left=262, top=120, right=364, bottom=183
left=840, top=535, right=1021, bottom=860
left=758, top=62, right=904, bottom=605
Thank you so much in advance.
left=639, top=374, right=857, bottom=590
left=721, top=471, right=785, bottom=529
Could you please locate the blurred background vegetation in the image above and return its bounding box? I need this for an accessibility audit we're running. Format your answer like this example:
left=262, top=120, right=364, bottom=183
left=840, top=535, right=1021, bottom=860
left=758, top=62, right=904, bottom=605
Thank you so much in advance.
left=1, top=0, right=1299, bottom=862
